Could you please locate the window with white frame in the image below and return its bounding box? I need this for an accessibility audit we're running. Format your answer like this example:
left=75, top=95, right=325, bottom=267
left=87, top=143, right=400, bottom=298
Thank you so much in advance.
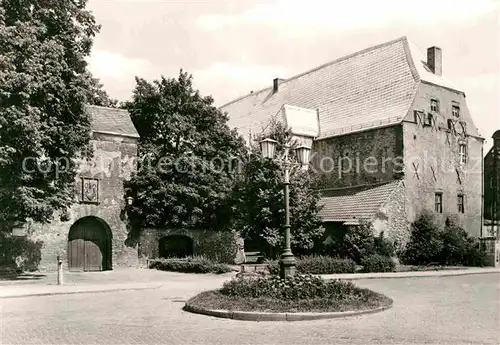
left=452, top=105, right=460, bottom=117
left=430, top=99, right=439, bottom=112
left=435, top=193, right=443, bottom=213
left=459, top=144, right=467, bottom=164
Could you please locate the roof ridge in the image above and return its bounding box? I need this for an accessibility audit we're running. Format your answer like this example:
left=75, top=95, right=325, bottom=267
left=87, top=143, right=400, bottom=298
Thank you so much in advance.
left=85, top=104, right=128, bottom=112
left=319, top=180, right=398, bottom=193
left=218, top=36, right=409, bottom=109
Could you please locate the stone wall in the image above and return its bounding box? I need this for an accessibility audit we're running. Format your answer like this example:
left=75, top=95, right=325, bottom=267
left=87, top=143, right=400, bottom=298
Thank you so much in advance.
left=22, top=133, right=139, bottom=272
left=139, top=228, right=241, bottom=265
left=311, top=125, right=403, bottom=189
left=371, top=181, right=410, bottom=251
left=403, top=83, right=483, bottom=237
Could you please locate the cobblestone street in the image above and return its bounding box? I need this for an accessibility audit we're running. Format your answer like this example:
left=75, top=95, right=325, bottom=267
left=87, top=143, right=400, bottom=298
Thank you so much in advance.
left=1, top=273, right=499, bottom=345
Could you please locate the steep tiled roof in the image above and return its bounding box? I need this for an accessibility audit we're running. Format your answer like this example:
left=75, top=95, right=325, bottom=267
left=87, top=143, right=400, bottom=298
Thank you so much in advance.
left=220, top=36, right=465, bottom=141
left=318, top=181, right=401, bottom=222
left=85, top=105, right=139, bottom=138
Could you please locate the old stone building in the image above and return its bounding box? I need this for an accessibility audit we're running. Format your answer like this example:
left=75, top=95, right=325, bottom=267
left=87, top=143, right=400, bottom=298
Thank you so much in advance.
left=220, top=36, right=484, bottom=247
left=484, top=130, right=500, bottom=236
left=18, top=105, right=140, bottom=271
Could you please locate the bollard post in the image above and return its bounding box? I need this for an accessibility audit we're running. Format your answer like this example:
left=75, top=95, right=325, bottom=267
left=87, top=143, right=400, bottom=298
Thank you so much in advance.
left=57, top=255, right=64, bottom=285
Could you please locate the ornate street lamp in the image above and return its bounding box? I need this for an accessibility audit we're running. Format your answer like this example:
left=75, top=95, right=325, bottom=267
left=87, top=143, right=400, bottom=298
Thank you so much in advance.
left=259, top=138, right=312, bottom=278
left=259, top=138, right=278, bottom=160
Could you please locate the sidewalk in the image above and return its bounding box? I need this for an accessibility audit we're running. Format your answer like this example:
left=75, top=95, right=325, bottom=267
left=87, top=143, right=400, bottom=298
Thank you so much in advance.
left=1, top=267, right=498, bottom=299
left=320, top=267, right=500, bottom=280
left=0, top=281, right=164, bottom=299
left=0, top=268, right=236, bottom=299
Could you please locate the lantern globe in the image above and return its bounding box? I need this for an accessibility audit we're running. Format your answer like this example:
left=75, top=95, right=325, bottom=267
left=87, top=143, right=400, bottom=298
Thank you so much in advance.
left=259, top=138, right=278, bottom=159
left=295, top=145, right=312, bottom=165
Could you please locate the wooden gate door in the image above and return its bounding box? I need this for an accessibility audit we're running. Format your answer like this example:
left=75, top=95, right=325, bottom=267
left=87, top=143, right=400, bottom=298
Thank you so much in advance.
left=68, top=218, right=107, bottom=272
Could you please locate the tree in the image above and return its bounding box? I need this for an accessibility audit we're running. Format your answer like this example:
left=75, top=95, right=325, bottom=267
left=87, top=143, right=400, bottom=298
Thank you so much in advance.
left=0, top=0, right=102, bottom=229
left=231, top=121, right=325, bottom=258
left=123, top=71, right=247, bottom=231
left=87, top=74, right=119, bottom=108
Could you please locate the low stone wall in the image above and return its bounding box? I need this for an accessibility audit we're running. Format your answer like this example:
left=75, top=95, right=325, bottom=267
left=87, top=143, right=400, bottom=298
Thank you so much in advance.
left=479, top=237, right=500, bottom=267
left=139, top=228, right=242, bottom=264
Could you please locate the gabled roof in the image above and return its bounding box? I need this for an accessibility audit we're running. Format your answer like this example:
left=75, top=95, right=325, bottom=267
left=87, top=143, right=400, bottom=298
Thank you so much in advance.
left=220, top=36, right=465, bottom=141
left=85, top=105, right=139, bottom=138
left=318, top=181, right=401, bottom=222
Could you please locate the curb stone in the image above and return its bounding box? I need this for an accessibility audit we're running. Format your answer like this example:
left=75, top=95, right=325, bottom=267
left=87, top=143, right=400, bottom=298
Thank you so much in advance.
left=183, top=300, right=393, bottom=321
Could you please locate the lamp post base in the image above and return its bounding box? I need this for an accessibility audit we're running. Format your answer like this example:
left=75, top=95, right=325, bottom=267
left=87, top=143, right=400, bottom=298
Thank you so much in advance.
left=279, top=250, right=296, bottom=279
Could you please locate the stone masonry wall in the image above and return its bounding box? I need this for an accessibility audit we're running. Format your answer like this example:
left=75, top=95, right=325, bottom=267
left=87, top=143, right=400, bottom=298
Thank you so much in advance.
left=139, top=228, right=241, bottom=265
left=311, top=125, right=403, bottom=189
left=371, top=181, right=410, bottom=251
left=403, top=82, right=483, bottom=237
left=26, top=133, right=139, bottom=271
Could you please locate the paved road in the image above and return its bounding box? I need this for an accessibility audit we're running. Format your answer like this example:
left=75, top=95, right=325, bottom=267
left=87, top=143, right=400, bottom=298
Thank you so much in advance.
left=1, top=274, right=499, bottom=345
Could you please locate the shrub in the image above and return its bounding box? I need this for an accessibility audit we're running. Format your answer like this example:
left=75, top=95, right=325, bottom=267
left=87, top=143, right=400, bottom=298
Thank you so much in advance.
left=401, top=212, right=443, bottom=265
left=220, top=274, right=361, bottom=300
left=342, top=222, right=376, bottom=264
left=361, top=254, right=396, bottom=273
left=149, top=256, right=232, bottom=274
left=402, top=213, right=490, bottom=267
left=265, top=256, right=356, bottom=275
left=374, top=232, right=396, bottom=257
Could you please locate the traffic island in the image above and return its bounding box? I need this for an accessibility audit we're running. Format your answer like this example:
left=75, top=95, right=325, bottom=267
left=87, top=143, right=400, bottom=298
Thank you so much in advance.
left=183, top=274, right=393, bottom=321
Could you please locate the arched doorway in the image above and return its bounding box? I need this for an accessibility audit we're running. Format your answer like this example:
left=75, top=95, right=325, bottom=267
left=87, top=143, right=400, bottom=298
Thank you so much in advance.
left=159, top=235, right=193, bottom=259
left=68, top=217, right=112, bottom=271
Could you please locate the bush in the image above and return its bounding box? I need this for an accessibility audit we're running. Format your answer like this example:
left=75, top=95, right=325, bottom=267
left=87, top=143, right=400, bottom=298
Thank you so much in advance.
left=265, top=256, right=356, bottom=275
left=220, top=274, right=361, bottom=300
left=149, top=256, right=232, bottom=274
left=402, top=213, right=490, bottom=267
left=374, top=232, right=396, bottom=257
left=401, top=212, right=443, bottom=265
left=342, top=222, right=376, bottom=264
left=361, top=254, right=396, bottom=273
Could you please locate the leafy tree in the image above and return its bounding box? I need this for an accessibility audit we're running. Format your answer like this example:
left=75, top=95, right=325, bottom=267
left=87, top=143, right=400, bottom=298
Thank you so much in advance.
left=123, top=71, right=247, bottom=231
left=0, top=0, right=102, bottom=229
left=231, top=121, right=325, bottom=258
left=87, top=74, right=119, bottom=108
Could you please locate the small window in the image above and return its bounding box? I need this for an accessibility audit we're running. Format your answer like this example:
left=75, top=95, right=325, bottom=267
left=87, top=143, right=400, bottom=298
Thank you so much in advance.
left=457, top=194, right=465, bottom=213
left=452, top=105, right=460, bottom=117
left=459, top=144, right=467, bottom=164
left=430, top=99, right=439, bottom=112
left=435, top=193, right=443, bottom=213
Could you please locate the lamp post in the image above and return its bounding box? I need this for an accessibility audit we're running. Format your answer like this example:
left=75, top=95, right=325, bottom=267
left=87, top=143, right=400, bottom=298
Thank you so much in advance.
left=259, top=138, right=312, bottom=278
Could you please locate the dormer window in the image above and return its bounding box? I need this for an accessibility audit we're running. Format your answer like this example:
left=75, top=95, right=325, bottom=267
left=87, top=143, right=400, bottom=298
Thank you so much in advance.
left=430, top=99, right=439, bottom=113
left=452, top=105, right=460, bottom=117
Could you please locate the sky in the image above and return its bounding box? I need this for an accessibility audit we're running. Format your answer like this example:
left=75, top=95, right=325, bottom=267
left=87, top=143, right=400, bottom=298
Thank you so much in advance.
left=87, top=0, right=500, bottom=153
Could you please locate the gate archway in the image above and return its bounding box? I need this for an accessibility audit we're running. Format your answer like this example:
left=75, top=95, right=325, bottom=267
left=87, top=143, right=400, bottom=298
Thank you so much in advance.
left=159, top=235, right=194, bottom=259
left=68, top=216, right=112, bottom=271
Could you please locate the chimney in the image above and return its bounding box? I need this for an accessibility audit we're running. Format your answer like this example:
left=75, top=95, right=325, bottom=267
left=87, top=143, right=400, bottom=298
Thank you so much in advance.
left=427, top=46, right=442, bottom=76
left=273, top=78, right=283, bottom=93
